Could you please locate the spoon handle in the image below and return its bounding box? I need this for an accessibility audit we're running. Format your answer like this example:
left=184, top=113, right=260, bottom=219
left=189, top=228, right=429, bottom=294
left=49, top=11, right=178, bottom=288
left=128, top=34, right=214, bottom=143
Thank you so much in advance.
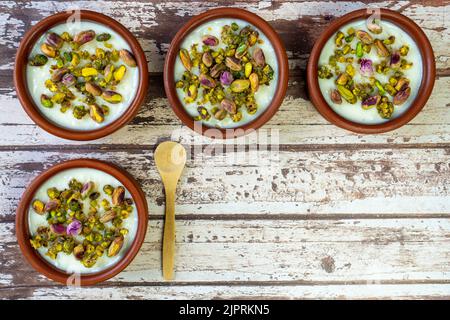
left=163, top=188, right=176, bottom=280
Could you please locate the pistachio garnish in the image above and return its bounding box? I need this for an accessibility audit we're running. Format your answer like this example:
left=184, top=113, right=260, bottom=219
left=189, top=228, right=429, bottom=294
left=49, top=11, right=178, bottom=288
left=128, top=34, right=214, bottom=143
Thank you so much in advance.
left=202, top=52, right=213, bottom=67
left=202, top=35, right=219, bottom=46
left=81, top=181, right=95, bottom=199
left=355, top=30, right=373, bottom=44
left=318, top=21, right=416, bottom=120
left=86, top=82, right=102, bottom=96
left=210, top=63, right=225, bottom=78
left=230, top=79, right=250, bottom=93
left=393, top=87, right=411, bottom=105
left=61, top=73, right=76, bottom=87
left=40, top=43, right=57, bottom=58
left=46, top=32, right=64, bottom=49
left=362, top=95, right=381, bottom=109
left=199, top=74, right=216, bottom=88
left=390, top=51, right=401, bottom=68
left=40, top=94, right=53, bottom=108
left=73, top=30, right=95, bottom=46
left=221, top=99, right=237, bottom=114
left=29, top=54, right=48, bottom=66
left=51, top=67, right=68, bottom=82
left=99, top=210, right=117, bottom=223
left=330, top=89, right=342, bottom=104
left=119, top=49, right=137, bottom=67
left=73, top=244, right=85, bottom=260
left=249, top=73, right=259, bottom=92
left=101, top=90, right=122, bottom=104
left=374, top=39, right=390, bottom=57
left=96, top=33, right=111, bottom=42
left=44, top=199, right=60, bottom=212
left=104, top=64, right=115, bottom=83
left=32, top=199, right=45, bottom=214
left=225, top=57, right=242, bottom=71
left=112, top=186, right=125, bottom=206
left=88, top=104, right=105, bottom=123
left=235, top=43, right=248, bottom=59
left=174, top=23, right=274, bottom=124
left=179, top=48, right=192, bottom=71
left=337, top=85, right=357, bottom=104
left=107, top=236, right=124, bottom=257
left=335, top=73, right=349, bottom=85
left=29, top=178, right=135, bottom=267
left=113, top=65, right=127, bottom=81
left=214, top=108, right=227, bottom=120
left=253, top=47, right=265, bottom=66
left=220, top=71, right=233, bottom=86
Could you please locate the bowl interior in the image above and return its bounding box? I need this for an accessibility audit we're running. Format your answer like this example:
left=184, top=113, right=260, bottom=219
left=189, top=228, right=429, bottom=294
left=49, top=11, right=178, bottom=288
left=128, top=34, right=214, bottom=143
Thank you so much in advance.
left=15, top=159, right=148, bottom=285
left=14, top=10, right=148, bottom=141
left=164, top=8, right=289, bottom=138
left=307, top=8, right=435, bottom=133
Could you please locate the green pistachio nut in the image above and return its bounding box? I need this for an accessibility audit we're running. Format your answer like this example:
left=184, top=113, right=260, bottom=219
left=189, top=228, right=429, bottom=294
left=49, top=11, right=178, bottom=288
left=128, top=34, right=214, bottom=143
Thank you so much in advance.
left=40, top=94, right=53, bottom=108
left=101, top=90, right=122, bottom=104
left=119, top=49, right=137, bottom=67
left=337, top=85, right=357, bottom=104
left=230, top=79, right=250, bottom=93
left=89, top=104, right=105, bottom=123
left=179, top=48, right=192, bottom=71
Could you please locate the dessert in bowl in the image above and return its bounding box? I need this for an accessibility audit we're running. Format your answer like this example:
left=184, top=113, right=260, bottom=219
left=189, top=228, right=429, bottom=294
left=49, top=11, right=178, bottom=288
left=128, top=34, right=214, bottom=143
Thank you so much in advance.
left=164, top=8, right=289, bottom=138
left=307, top=9, right=435, bottom=133
left=14, top=10, right=148, bottom=140
left=16, top=159, right=148, bottom=285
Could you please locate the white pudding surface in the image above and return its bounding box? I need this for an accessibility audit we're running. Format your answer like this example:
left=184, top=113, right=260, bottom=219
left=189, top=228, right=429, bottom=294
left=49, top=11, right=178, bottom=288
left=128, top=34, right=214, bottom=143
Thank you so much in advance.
left=318, top=20, right=423, bottom=125
left=28, top=168, right=138, bottom=274
left=174, top=18, right=279, bottom=129
left=26, top=21, right=139, bottom=131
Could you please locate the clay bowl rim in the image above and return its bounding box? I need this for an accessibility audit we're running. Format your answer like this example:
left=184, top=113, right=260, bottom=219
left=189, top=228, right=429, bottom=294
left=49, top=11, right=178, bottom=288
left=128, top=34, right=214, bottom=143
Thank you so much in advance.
left=306, top=8, right=436, bottom=134
left=14, top=10, right=149, bottom=141
left=163, top=7, right=289, bottom=139
left=15, top=159, right=149, bottom=286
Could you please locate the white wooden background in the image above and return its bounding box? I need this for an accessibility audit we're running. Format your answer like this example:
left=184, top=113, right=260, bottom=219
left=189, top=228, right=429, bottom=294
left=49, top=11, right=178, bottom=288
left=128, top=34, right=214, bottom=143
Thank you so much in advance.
left=0, top=0, right=449, bottom=300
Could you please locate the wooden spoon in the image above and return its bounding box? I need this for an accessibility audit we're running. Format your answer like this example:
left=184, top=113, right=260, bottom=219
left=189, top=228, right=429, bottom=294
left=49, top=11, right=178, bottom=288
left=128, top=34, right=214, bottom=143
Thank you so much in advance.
left=154, top=141, right=187, bottom=280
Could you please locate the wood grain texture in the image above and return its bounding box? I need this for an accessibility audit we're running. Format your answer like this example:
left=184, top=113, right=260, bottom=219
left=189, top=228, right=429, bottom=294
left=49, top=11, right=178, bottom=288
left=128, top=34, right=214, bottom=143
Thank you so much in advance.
left=0, top=0, right=449, bottom=300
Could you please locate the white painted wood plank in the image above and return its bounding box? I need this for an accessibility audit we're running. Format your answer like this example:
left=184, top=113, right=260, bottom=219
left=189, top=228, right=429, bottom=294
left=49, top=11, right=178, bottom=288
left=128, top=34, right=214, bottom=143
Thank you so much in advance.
left=1, top=219, right=450, bottom=286
left=0, top=77, right=449, bottom=146
left=0, top=148, right=449, bottom=219
left=10, top=283, right=449, bottom=300
left=0, top=1, right=448, bottom=72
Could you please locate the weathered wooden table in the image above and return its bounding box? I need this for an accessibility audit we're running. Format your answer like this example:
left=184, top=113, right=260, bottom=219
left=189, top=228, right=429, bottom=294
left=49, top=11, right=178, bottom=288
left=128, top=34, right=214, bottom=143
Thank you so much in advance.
left=0, top=0, right=449, bottom=300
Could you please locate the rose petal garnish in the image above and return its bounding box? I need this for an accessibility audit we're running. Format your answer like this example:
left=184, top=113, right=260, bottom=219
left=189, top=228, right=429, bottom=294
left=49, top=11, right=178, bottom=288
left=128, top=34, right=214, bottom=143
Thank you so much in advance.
left=220, top=71, right=233, bottom=86
left=50, top=224, right=66, bottom=235
left=360, top=58, right=373, bottom=77
left=66, top=219, right=82, bottom=236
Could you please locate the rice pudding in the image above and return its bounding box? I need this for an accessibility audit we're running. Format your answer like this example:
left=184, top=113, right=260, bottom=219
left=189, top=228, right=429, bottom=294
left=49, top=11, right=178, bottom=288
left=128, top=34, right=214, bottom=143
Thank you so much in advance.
left=26, top=21, right=139, bottom=131
left=317, top=19, right=422, bottom=124
left=174, top=18, right=279, bottom=128
left=28, top=168, right=138, bottom=274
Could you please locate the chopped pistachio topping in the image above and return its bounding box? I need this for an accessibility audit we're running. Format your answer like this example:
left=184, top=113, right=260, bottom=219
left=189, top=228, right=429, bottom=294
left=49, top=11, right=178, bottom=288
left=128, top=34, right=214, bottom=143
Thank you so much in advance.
left=28, top=30, right=138, bottom=123
left=175, top=23, right=275, bottom=123
left=29, top=180, right=134, bottom=268
left=318, top=24, right=413, bottom=119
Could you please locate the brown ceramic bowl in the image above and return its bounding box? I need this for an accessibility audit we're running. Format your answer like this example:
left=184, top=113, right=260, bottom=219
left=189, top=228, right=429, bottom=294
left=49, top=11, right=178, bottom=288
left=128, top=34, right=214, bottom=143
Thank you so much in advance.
left=307, top=8, right=436, bottom=134
left=14, top=10, right=149, bottom=141
left=15, top=159, right=148, bottom=285
left=164, top=8, right=289, bottom=139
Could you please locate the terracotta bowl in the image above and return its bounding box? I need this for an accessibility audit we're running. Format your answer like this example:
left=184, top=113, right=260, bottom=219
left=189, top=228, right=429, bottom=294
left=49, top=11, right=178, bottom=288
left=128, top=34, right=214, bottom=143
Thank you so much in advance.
left=15, top=159, right=148, bottom=285
left=14, top=10, right=149, bottom=141
left=307, top=8, right=436, bottom=134
left=164, top=7, right=289, bottom=139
